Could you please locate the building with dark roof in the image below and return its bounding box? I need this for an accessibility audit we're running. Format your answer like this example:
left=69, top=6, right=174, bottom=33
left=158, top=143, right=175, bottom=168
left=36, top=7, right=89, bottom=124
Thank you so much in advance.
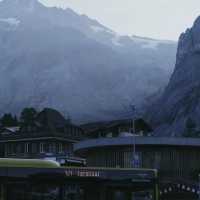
left=74, top=136, right=200, bottom=200
left=81, top=118, right=153, bottom=138
left=0, top=108, right=85, bottom=166
left=74, top=136, right=200, bottom=184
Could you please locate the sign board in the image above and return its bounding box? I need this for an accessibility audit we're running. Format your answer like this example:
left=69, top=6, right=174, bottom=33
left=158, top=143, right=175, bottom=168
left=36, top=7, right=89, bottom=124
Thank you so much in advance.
left=133, top=153, right=140, bottom=168
left=65, top=169, right=100, bottom=178
left=63, top=168, right=156, bottom=182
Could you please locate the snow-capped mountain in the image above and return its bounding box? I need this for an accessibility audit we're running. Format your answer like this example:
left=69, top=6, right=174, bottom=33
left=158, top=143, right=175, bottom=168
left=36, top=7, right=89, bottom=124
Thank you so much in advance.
left=0, top=0, right=177, bottom=123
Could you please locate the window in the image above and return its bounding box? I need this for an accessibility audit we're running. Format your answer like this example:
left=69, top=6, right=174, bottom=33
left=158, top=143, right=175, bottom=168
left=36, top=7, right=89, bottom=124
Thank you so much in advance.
left=49, top=143, right=55, bottom=153
left=74, top=129, right=77, bottom=137
left=10, top=144, right=15, bottom=155
left=40, top=143, right=44, bottom=153
left=4, top=144, right=8, bottom=156
left=106, top=132, right=113, bottom=138
left=32, top=143, right=37, bottom=154
left=59, top=143, right=63, bottom=153
left=25, top=143, right=29, bottom=153
left=68, top=144, right=73, bottom=156
left=10, top=143, right=17, bottom=155
left=16, top=144, right=22, bottom=154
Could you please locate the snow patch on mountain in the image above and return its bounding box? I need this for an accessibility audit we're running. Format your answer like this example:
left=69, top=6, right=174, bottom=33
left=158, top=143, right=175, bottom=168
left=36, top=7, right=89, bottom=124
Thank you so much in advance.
left=131, top=37, right=160, bottom=49
left=131, top=36, right=175, bottom=49
left=90, top=25, right=114, bottom=35
left=0, top=18, right=20, bottom=26
left=112, top=34, right=123, bottom=46
left=90, top=25, right=106, bottom=33
left=90, top=24, right=123, bottom=47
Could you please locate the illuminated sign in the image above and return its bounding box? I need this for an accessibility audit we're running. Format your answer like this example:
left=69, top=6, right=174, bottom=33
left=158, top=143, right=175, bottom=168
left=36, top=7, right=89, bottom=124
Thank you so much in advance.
left=65, top=169, right=100, bottom=177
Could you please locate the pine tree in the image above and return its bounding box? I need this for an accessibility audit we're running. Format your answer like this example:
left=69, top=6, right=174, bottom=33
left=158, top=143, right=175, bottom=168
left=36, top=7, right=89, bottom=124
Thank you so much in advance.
left=20, top=107, right=37, bottom=126
left=1, top=113, right=18, bottom=127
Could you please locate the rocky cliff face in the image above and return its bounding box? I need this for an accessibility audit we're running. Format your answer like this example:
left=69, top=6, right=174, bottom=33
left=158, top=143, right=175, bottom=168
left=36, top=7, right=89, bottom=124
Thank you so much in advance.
left=147, top=16, right=200, bottom=136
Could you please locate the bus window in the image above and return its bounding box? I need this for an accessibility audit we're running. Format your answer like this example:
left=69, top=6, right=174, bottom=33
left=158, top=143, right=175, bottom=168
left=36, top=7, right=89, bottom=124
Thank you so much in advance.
left=6, top=183, right=60, bottom=200
left=7, top=183, right=28, bottom=200
left=62, top=184, right=84, bottom=200
left=30, top=184, right=60, bottom=200
left=0, top=184, right=5, bottom=200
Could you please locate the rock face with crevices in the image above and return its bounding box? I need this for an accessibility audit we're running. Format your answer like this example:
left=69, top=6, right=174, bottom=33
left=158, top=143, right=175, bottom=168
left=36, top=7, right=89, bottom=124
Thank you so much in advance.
left=147, top=16, right=200, bottom=136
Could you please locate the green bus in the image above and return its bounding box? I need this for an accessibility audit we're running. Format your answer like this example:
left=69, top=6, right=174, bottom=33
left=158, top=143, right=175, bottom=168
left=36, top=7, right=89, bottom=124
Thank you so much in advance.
left=0, top=158, right=159, bottom=200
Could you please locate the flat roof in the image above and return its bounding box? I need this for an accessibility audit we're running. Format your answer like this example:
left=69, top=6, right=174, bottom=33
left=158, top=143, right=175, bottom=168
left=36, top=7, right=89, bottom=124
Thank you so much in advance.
left=0, top=158, right=156, bottom=175
left=74, top=136, right=200, bottom=153
left=0, top=158, right=60, bottom=168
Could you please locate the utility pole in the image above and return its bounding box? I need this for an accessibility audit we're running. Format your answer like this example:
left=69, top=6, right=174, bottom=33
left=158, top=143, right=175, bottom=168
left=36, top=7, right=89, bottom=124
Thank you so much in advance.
left=130, top=104, right=137, bottom=168
left=130, top=104, right=136, bottom=134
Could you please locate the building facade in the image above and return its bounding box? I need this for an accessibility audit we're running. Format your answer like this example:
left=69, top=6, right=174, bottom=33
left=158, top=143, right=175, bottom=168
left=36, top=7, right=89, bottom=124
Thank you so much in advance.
left=81, top=118, right=153, bottom=138
left=0, top=108, right=85, bottom=165
left=74, top=136, right=200, bottom=182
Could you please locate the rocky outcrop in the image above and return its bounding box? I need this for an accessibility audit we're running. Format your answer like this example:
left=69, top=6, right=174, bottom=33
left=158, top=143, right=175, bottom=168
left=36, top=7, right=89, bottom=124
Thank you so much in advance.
left=147, top=16, right=200, bottom=136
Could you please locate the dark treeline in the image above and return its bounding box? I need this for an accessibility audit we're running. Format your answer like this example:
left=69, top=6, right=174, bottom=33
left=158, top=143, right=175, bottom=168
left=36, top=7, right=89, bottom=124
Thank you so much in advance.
left=1, top=108, right=199, bottom=138
left=0, top=108, right=37, bottom=127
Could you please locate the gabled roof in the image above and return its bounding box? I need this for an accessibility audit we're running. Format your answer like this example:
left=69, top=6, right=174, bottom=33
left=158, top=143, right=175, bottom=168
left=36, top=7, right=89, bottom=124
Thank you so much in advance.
left=36, top=108, right=67, bottom=129
left=0, top=108, right=84, bottom=141
left=81, top=118, right=153, bottom=136
left=81, top=119, right=133, bottom=134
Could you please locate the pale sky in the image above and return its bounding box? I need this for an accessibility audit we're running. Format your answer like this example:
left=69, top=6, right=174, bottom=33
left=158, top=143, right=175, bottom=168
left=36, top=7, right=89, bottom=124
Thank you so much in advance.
left=40, top=0, right=200, bottom=41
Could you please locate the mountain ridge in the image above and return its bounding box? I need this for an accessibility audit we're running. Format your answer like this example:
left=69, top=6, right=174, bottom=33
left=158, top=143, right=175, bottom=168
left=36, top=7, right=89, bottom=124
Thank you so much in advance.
left=0, top=0, right=177, bottom=123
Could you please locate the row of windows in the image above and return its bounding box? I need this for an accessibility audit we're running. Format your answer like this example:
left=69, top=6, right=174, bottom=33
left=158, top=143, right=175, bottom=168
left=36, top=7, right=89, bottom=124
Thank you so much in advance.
left=37, top=143, right=63, bottom=154
left=93, top=127, right=134, bottom=138
left=5, top=142, right=73, bottom=156
left=66, top=126, right=83, bottom=138
left=21, top=125, right=83, bottom=139
left=56, top=126, right=83, bottom=138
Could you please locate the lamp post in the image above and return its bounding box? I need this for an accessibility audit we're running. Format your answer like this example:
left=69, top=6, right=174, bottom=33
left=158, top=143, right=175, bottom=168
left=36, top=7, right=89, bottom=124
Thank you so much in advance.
left=131, top=105, right=137, bottom=168
left=132, top=135, right=137, bottom=168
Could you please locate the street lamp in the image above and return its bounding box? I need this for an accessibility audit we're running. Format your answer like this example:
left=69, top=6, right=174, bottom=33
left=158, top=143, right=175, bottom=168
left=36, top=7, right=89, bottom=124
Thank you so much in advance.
left=130, top=104, right=137, bottom=168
